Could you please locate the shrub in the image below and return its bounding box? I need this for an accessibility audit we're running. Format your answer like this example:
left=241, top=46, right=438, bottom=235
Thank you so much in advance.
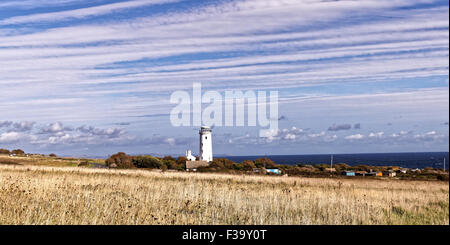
left=106, top=152, right=134, bottom=169
left=333, top=163, right=350, bottom=172
left=176, top=156, right=187, bottom=165
left=232, top=163, right=243, bottom=171
left=209, top=158, right=225, bottom=169
left=241, top=160, right=256, bottom=171
left=0, top=149, right=10, bottom=155
left=49, top=153, right=57, bottom=157
left=353, top=165, right=372, bottom=172
left=132, top=155, right=163, bottom=169
left=285, top=167, right=303, bottom=176
left=254, top=158, right=276, bottom=169
left=437, top=174, right=449, bottom=181
left=315, top=164, right=330, bottom=171
left=163, top=156, right=176, bottom=162
left=167, top=161, right=179, bottom=170
left=11, top=149, right=25, bottom=155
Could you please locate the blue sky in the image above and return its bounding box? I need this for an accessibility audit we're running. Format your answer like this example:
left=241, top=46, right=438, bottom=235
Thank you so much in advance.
left=0, top=0, right=448, bottom=157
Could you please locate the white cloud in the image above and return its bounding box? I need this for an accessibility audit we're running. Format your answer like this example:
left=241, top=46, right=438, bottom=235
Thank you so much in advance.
left=163, top=137, right=176, bottom=146
left=0, top=131, right=36, bottom=143
left=308, top=131, right=326, bottom=138
left=40, top=122, right=73, bottom=134
left=413, top=130, right=445, bottom=141
left=345, top=134, right=365, bottom=140
left=0, top=0, right=181, bottom=25
left=0, top=0, right=84, bottom=9
left=11, top=121, right=35, bottom=132
left=369, top=132, right=384, bottom=138
left=0, top=120, right=132, bottom=147
left=284, top=133, right=296, bottom=140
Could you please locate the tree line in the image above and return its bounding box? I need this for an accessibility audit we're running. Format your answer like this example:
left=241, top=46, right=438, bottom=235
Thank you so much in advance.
left=105, top=152, right=448, bottom=180
left=105, top=152, right=277, bottom=173
left=0, top=148, right=25, bottom=155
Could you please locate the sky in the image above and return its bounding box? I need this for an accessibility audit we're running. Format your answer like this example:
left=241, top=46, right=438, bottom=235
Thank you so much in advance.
left=0, top=0, right=448, bottom=157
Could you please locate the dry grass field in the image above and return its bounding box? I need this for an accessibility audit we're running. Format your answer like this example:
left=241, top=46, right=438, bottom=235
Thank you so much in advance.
left=0, top=163, right=448, bottom=225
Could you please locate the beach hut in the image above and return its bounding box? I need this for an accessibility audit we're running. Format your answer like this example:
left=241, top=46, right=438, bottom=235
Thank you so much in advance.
left=383, top=171, right=396, bottom=177
left=325, top=168, right=336, bottom=172
left=253, top=168, right=263, bottom=173
left=356, top=171, right=368, bottom=176
left=266, top=169, right=280, bottom=175
left=397, top=169, right=408, bottom=174
left=342, top=171, right=355, bottom=176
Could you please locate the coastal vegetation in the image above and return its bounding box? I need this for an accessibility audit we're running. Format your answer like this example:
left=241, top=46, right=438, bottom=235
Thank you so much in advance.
left=103, top=152, right=448, bottom=181
left=1, top=149, right=448, bottom=181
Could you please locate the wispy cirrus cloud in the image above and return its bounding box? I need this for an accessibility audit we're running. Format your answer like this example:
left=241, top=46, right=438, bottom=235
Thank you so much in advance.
left=0, top=0, right=181, bottom=25
left=0, top=0, right=84, bottom=9
left=0, top=0, right=448, bottom=155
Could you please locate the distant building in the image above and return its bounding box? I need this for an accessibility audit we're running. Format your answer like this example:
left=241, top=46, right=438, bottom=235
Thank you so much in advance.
left=185, top=160, right=209, bottom=171
left=342, top=171, right=355, bottom=176
left=383, top=171, right=396, bottom=177
left=356, top=171, right=368, bottom=176
left=266, top=169, right=280, bottom=175
left=185, top=150, right=196, bottom=161
left=253, top=168, right=263, bottom=173
left=184, top=127, right=213, bottom=171
left=199, top=126, right=213, bottom=162
left=398, top=169, right=407, bottom=174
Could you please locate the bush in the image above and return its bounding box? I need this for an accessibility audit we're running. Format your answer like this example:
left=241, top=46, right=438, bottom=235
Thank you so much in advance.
left=163, top=156, right=176, bottom=162
left=210, top=158, right=235, bottom=170
left=165, top=160, right=179, bottom=170
left=315, top=164, right=329, bottom=171
left=254, top=158, right=276, bottom=169
left=353, top=165, right=372, bottom=172
left=106, top=152, right=134, bottom=168
left=132, top=155, right=163, bottom=169
left=232, top=163, right=243, bottom=171
left=0, top=149, right=10, bottom=155
left=209, top=159, right=225, bottom=169
left=333, top=163, right=350, bottom=172
left=11, top=149, right=25, bottom=155
left=49, top=153, right=57, bottom=157
left=241, top=160, right=256, bottom=171
left=176, top=156, right=187, bottom=165
left=437, top=174, right=449, bottom=181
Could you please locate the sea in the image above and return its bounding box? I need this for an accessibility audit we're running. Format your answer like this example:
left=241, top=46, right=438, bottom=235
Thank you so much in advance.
left=225, top=152, right=449, bottom=169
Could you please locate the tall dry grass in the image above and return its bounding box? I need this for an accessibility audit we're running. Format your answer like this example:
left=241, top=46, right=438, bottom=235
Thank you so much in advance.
left=0, top=164, right=448, bottom=225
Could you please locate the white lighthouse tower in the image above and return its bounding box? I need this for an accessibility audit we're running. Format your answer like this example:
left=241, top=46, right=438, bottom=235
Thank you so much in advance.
left=199, top=126, right=213, bottom=162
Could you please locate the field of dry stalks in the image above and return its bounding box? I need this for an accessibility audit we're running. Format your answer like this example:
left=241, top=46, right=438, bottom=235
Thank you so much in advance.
left=0, top=164, right=448, bottom=225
